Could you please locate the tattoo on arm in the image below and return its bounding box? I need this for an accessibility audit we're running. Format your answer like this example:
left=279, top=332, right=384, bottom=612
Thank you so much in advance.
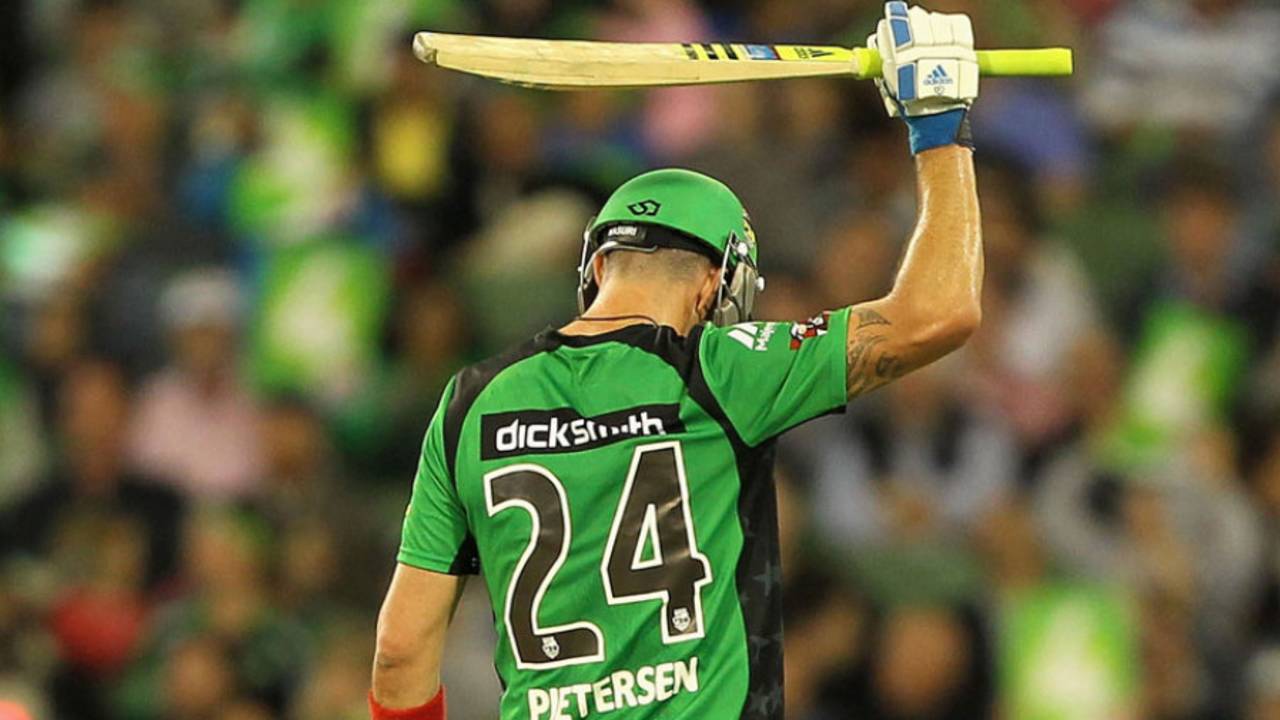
left=847, top=312, right=908, bottom=399
left=854, top=308, right=891, bottom=329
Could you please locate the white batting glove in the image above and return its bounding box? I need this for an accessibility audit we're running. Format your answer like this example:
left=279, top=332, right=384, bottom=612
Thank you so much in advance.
left=864, top=2, right=979, bottom=154
left=868, top=2, right=979, bottom=118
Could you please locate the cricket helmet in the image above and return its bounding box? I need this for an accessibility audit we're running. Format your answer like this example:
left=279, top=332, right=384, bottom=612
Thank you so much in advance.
left=577, top=168, right=764, bottom=326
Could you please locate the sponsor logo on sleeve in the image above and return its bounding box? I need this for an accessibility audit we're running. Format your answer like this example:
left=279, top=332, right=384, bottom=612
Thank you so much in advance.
left=726, top=322, right=777, bottom=352
left=480, top=404, right=684, bottom=460
left=789, top=312, right=831, bottom=350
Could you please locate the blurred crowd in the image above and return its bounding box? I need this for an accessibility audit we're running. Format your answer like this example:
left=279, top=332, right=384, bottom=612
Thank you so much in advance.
left=2, top=0, right=1280, bottom=718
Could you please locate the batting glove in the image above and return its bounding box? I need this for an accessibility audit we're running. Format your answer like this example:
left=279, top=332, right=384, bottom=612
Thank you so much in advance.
left=867, top=1, right=979, bottom=154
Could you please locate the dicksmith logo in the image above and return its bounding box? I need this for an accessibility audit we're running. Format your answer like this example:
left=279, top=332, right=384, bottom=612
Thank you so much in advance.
left=922, top=64, right=953, bottom=95
left=481, top=405, right=684, bottom=459
left=627, top=199, right=661, bottom=217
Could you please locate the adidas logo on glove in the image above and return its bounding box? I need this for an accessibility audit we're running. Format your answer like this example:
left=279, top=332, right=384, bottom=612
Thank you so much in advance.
left=920, top=61, right=958, bottom=96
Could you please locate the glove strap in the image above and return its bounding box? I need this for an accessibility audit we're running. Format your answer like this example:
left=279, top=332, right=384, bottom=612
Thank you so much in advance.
left=369, top=688, right=445, bottom=720
left=903, top=108, right=974, bottom=155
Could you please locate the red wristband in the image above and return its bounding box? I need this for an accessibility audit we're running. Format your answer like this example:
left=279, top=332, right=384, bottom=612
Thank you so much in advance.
left=369, top=687, right=445, bottom=720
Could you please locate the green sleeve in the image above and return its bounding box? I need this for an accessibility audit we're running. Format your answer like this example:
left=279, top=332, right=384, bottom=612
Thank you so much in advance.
left=398, top=378, right=477, bottom=574
left=699, top=308, right=850, bottom=446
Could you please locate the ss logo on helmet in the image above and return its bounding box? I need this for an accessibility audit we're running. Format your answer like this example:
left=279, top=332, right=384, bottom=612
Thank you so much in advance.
left=627, top=199, right=661, bottom=216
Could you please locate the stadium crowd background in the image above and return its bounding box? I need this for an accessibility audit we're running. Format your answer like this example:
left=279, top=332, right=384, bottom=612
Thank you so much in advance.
left=2, top=0, right=1280, bottom=718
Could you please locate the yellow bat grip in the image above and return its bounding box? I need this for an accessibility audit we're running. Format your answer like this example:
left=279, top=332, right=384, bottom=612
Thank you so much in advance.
left=852, top=47, right=1073, bottom=80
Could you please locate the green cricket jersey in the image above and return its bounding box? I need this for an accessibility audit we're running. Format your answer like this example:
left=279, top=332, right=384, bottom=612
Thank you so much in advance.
left=399, top=310, right=850, bottom=720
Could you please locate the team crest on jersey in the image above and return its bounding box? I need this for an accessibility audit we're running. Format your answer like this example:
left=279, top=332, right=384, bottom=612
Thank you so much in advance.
left=542, top=636, right=560, bottom=660
left=790, top=312, right=831, bottom=350
left=672, top=607, right=692, bottom=633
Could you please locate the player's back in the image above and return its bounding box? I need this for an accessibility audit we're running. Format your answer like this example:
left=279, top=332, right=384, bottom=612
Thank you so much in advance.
left=399, top=315, right=851, bottom=719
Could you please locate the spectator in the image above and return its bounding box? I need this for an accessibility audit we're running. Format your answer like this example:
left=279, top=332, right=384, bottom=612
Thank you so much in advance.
left=594, top=0, right=722, bottom=160
left=0, top=360, right=185, bottom=719
left=976, top=498, right=1140, bottom=720
left=783, top=576, right=866, bottom=720
left=116, top=508, right=309, bottom=718
left=2, top=359, right=185, bottom=589
left=162, top=635, right=238, bottom=720
left=1036, top=446, right=1266, bottom=713
left=22, top=289, right=91, bottom=429
left=45, top=515, right=151, bottom=718
left=341, top=280, right=472, bottom=478
left=128, top=268, right=264, bottom=501
left=459, top=188, right=595, bottom=352
left=1084, top=0, right=1280, bottom=137
left=801, top=362, right=1016, bottom=552
left=686, top=81, right=865, bottom=270
left=1154, top=159, right=1271, bottom=328
left=965, top=157, right=1102, bottom=471
left=860, top=605, right=989, bottom=719
left=252, top=396, right=344, bottom=530
left=812, top=211, right=899, bottom=312
left=252, top=396, right=381, bottom=615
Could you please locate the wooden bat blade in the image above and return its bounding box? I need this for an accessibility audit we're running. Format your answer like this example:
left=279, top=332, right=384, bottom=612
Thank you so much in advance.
left=413, top=32, right=856, bottom=89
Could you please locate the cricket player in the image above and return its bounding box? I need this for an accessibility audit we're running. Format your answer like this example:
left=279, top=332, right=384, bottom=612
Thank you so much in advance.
left=370, top=3, right=983, bottom=719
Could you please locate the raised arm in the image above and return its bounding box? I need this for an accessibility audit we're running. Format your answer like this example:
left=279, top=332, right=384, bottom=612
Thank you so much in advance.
left=845, top=146, right=981, bottom=398
left=844, top=2, right=983, bottom=400
left=370, top=564, right=465, bottom=716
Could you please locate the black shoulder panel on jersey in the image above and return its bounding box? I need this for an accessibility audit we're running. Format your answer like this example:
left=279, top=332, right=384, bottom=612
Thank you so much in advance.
left=443, top=336, right=547, bottom=484
left=594, top=324, right=785, bottom=720
left=439, top=336, right=550, bottom=578
left=448, top=533, right=480, bottom=575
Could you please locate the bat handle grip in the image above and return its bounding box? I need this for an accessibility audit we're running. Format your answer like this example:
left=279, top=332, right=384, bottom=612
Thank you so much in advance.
left=852, top=47, right=1074, bottom=80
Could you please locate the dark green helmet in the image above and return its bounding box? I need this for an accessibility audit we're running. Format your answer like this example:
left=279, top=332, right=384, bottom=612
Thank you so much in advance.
left=577, top=168, right=764, bottom=325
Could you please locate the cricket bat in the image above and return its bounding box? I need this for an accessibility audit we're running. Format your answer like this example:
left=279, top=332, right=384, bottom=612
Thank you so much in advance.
left=412, top=32, right=1073, bottom=90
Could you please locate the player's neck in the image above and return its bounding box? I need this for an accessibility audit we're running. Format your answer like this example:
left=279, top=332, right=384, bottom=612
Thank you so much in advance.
left=562, top=283, right=701, bottom=337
